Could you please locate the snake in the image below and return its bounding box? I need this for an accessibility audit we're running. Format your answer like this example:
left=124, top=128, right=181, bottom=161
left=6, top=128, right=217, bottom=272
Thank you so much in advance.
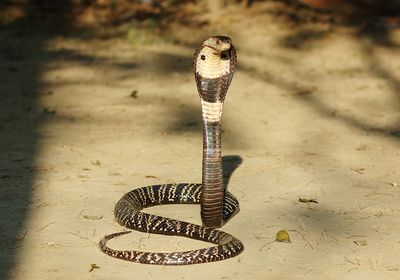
left=99, top=36, right=243, bottom=265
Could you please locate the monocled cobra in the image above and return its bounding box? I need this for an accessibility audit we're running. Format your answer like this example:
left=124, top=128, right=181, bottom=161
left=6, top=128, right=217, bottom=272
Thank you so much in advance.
left=99, top=36, right=243, bottom=265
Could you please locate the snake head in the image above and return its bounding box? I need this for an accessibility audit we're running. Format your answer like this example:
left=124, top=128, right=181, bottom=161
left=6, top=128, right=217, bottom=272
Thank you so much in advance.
left=204, top=36, right=232, bottom=56
left=193, top=36, right=236, bottom=81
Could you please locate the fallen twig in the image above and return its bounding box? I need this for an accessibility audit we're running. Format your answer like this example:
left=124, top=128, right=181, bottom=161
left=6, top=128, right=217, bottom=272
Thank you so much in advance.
left=36, top=221, right=55, bottom=232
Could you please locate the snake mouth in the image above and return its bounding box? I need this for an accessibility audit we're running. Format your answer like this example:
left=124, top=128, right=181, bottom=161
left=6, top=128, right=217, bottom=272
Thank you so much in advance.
left=204, top=44, right=219, bottom=53
left=204, top=45, right=232, bottom=60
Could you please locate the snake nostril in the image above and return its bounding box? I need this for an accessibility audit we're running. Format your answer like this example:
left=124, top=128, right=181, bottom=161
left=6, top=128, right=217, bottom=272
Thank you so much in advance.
left=201, top=55, right=206, bottom=60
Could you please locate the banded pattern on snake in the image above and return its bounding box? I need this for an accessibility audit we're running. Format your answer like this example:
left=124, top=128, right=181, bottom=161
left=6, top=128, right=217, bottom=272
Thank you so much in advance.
left=100, top=36, right=243, bottom=265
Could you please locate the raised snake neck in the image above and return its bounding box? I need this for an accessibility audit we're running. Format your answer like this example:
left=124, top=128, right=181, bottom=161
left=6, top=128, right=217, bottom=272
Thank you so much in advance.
left=99, top=36, right=243, bottom=265
left=193, top=36, right=237, bottom=228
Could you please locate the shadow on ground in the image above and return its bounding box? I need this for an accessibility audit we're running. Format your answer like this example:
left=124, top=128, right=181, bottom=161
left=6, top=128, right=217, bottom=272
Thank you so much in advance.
left=223, top=155, right=242, bottom=190
left=240, top=21, right=400, bottom=140
left=0, top=1, right=72, bottom=278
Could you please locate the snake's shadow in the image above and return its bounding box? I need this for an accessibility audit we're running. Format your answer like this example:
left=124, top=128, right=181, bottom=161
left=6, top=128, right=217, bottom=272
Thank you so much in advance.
left=222, top=155, right=242, bottom=190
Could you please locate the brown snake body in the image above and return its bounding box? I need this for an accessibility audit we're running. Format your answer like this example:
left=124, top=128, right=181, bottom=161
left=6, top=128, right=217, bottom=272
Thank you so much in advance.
left=99, top=36, right=243, bottom=265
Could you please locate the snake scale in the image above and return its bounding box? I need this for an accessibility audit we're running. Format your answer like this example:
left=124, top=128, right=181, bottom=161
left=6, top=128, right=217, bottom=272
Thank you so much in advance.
left=99, top=36, right=244, bottom=265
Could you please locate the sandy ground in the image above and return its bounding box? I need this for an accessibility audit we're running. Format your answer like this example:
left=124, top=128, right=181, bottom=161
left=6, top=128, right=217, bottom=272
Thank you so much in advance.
left=1, top=3, right=400, bottom=280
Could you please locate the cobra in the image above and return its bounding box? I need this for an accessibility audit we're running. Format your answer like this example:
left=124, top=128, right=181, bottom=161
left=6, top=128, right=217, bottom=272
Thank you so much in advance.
left=99, top=36, right=243, bottom=265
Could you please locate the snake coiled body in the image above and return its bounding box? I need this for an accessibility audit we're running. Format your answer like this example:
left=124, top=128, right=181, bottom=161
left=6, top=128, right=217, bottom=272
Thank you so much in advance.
left=100, top=36, right=243, bottom=265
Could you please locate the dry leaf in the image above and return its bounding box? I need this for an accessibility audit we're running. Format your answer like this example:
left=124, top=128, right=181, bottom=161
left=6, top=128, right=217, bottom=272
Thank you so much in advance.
left=16, top=230, right=28, bottom=241
left=83, top=215, right=103, bottom=220
left=299, top=197, right=318, bottom=204
left=89, top=263, right=100, bottom=272
left=356, top=144, right=368, bottom=151
left=354, top=240, right=368, bottom=246
left=276, top=229, right=291, bottom=243
left=91, top=160, right=101, bottom=166
left=130, top=90, right=138, bottom=98
left=351, top=167, right=365, bottom=174
left=43, top=108, right=56, bottom=115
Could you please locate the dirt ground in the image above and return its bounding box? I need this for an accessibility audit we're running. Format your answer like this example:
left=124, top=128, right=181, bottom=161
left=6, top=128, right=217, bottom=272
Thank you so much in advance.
left=1, top=2, right=400, bottom=280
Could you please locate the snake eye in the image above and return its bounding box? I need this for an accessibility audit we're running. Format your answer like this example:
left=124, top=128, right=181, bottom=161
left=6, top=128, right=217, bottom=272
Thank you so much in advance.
left=200, top=55, right=206, bottom=60
left=220, top=51, right=230, bottom=60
